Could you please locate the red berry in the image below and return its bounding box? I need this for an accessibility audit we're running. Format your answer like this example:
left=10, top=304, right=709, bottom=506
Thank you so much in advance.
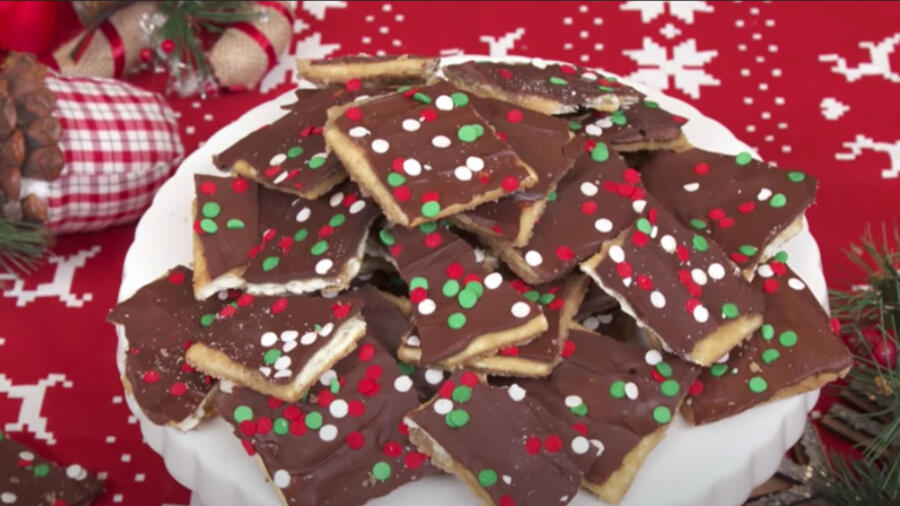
left=160, top=39, right=175, bottom=53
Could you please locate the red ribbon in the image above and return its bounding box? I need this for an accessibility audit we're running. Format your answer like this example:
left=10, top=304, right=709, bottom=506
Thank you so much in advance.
left=230, top=1, right=293, bottom=73
left=257, top=1, right=293, bottom=26
left=72, top=19, right=125, bottom=77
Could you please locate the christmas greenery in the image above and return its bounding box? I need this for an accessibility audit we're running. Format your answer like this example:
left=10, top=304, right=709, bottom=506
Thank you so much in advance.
left=0, top=216, right=49, bottom=278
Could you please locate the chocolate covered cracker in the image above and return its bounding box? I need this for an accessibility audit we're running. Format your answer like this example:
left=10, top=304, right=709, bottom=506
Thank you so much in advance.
left=639, top=148, right=817, bottom=278
left=377, top=223, right=547, bottom=368
left=568, top=99, right=689, bottom=152
left=684, top=255, right=852, bottom=425
left=575, top=283, right=639, bottom=342
left=466, top=274, right=588, bottom=377
left=489, top=142, right=648, bottom=284
left=581, top=205, right=765, bottom=366
left=297, top=54, right=437, bottom=85
left=324, top=81, right=537, bottom=227
left=216, top=337, right=434, bottom=506
left=405, top=371, right=591, bottom=506
left=519, top=328, right=699, bottom=504
left=108, top=266, right=219, bottom=429
left=443, top=59, right=641, bottom=114
left=192, top=174, right=259, bottom=300
left=0, top=431, right=104, bottom=506
left=186, top=294, right=366, bottom=402
left=244, top=182, right=378, bottom=295
left=452, top=95, right=581, bottom=247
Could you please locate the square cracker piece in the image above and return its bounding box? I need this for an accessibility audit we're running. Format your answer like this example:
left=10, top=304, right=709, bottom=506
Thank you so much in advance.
left=567, top=99, right=690, bottom=152
left=452, top=95, right=581, bottom=247
left=192, top=174, right=258, bottom=300
left=518, top=327, right=699, bottom=504
left=683, top=255, right=852, bottom=425
left=405, top=371, right=593, bottom=506
left=488, top=142, right=648, bottom=285
left=297, top=54, right=438, bottom=85
left=580, top=204, right=765, bottom=367
left=324, top=81, right=538, bottom=227
left=243, top=182, right=379, bottom=295
left=186, top=294, right=366, bottom=402
left=376, top=223, right=547, bottom=369
left=443, top=59, right=642, bottom=114
left=108, top=266, right=220, bottom=430
left=214, top=337, right=436, bottom=506
left=638, top=148, right=817, bottom=279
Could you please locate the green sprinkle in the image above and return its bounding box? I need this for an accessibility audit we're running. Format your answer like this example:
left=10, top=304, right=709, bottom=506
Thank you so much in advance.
left=692, top=235, right=708, bottom=252
left=387, top=173, right=406, bottom=187
left=419, top=221, right=438, bottom=233
left=774, top=251, right=789, bottom=262
left=636, top=218, right=652, bottom=234
left=477, top=469, right=498, bottom=487
left=328, top=214, right=346, bottom=227
left=547, top=191, right=557, bottom=202
left=294, top=228, right=308, bottom=242
left=413, top=92, right=432, bottom=104
left=457, top=124, right=482, bottom=142
left=421, top=201, right=441, bottom=218
left=710, top=363, right=728, bottom=377
left=442, top=280, right=460, bottom=297
left=735, top=152, right=753, bottom=166
left=466, top=281, right=484, bottom=298
left=611, top=110, right=627, bottom=125
left=643, top=100, right=659, bottom=109
left=523, top=290, right=540, bottom=302
left=787, top=171, right=806, bottom=182
left=262, top=256, right=280, bottom=272
left=330, top=377, right=341, bottom=394
left=233, top=405, right=253, bottom=423
left=739, top=245, right=759, bottom=256
left=287, top=146, right=304, bottom=158
left=201, top=201, right=221, bottom=219
left=273, top=417, right=289, bottom=435
left=748, top=376, right=768, bottom=393
left=609, top=380, right=626, bottom=398
left=200, top=314, right=215, bottom=327
left=660, top=379, right=680, bottom=397
left=397, top=85, right=412, bottom=92
left=604, top=75, right=619, bottom=82
left=264, top=349, right=281, bottom=365
left=761, top=324, right=775, bottom=340
left=722, top=303, right=739, bottom=319
left=538, top=293, right=556, bottom=306
left=445, top=409, right=470, bottom=428
left=598, top=85, right=615, bottom=92
left=549, top=76, right=568, bottom=85
left=770, top=193, right=787, bottom=208
left=447, top=312, right=467, bottom=329
left=590, top=142, right=610, bottom=162
left=450, top=92, right=469, bottom=107
left=226, top=218, right=245, bottom=229
left=452, top=385, right=472, bottom=403
left=398, top=362, right=415, bottom=375
left=308, top=155, right=327, bottom=169
left=372, top=462, right=392, bottom=481
left=690, top=218, right=707, bottom=230
left=457, top=288, right=478, bottom=309
left=653, top=405, right=672, bottom=424
left=33, top=463, right=49, bottom=477
left=761, top=348, right=780, bottom=364
left=310, top=240, right=328, bottom=256
left=779, top=330, right=798, bottom=347
left=656, top=362, right=673, bottom=378
left=571, top=403, right=588, bottom=416
left=379, top=229, right=395, bottom=246
left=569, top=120, right=582, bottom=131
left=200, top=218, right=218, bottom=234
left=473, top=124, right=485, bottom=136
left=305, top=411, right=323, bottom=429
left=409, top=276, right=429, bottom=290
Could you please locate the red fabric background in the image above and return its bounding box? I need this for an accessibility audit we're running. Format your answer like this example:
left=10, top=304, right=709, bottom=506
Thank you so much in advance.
left=2, top=2, right=897, bottom=504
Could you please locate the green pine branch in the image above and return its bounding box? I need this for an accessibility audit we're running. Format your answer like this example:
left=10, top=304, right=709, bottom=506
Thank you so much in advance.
left=0, top=217, right=50, bottom=278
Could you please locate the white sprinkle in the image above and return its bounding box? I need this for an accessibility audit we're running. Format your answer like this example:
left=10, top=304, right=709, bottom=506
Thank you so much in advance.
left=319, top=369, right=337, bottom=386
left=269, top=153, right=286, bottom=166
left=632, top=199, right=647, bottom=213
left=502, top=475, right=512, bottom=485
left=406, top=335, right=421, bottom=347
left=757, top=188, right=773, bottom=201
left=525, top=250, right=543, bottom=266
left=329, top=192, right=344, bottom=207
left=582, top=316, right=600, bottom=330
left=272, top=469, right=291, bottom=488
left=259, top=366, right=272, bottom=377
left=625, top=382, right=639, bottom=400
left=644, top=349, right=662, bottom=366
left=683, top=182, right=700, bottom=192
left=591, top=439, right=606, bottom=456
left=393, top=375, right=413, bottom=392
left=319, top=322, right=334, bottom=336
left=466, top=156, right=485, bottom=172
left=511, top=302, right=531, bottom=318
left=484, top=272, right=503, bottom=290
left=531, top=57, right=548, bottom=69
left=623, top=277, right=632, bottom=288
left=319, top=424, right=338, bottom=442
left=295, top=207, right=311, bottom=222
left=693, top=305, right=709, bottom=323
left=708, top=263, right=726, bottom=280
left=585, top=123, right=604, bottom=136
left=581, top=72, right=597, bottom=81
left=349, top=200, right=367, bottom=214
left=403, top=158, right=422, bottom=176
left=401, top=118, right=420, bottom=131
left=435, top=95, right=454, bottom=110
left=650, top=225, right=658, bottom=239
left=432, top=135, right=451, bottom=148
left=315, top=259, right=334, bottom=275
left=508, top=383, right=527, bottom=402
left=608, top=245, right=625, bottom=263
left=580, top=182, right=598, bottom=196
left=757, top=264, right=774, bottom=278
left=434, top=398, right=453, bottom=415
left=283, top=341, right=298, bottom=353
left=273, top=171, right=288, bottom=184
left=418, top=298, right=436, bottom=315
left=348, top=126, right=370, bottom=137
left=329, top=399, right=349, bottom=418
left=301, top=331, right=317, bottom=345
left=274, top=356, right=292, bottom=371
left=717, top=352, right=730, bottom=364
left=260, top=332, right=278, bottom=347
left=371, top=139, right=390, bottom=153
left=454, top=166, right=472, bottom=181
left=66, top=464, right=86, bottom=480
left=425, top=368, right=444, bottom=384
left=660, top=235, right=677, bottom=253
left=564, top=395, right=583, bottom=408
left=691, top=268, right=708, bottom=286
left=597, top=313, right=613, bottom=324
left=650, top=291, right=666, bottom=308
left=788, top=277, right=806, bottom=290
left=571, top=436, right=590, bottom=454
left=273, top=370, right=290, bottom=381
left=281, top=330, right=298, bottom=342
left=594, top=218, right=613, bottom=233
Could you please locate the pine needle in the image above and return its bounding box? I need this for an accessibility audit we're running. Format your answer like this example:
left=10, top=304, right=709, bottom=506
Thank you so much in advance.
left=0, top=217, right=50, bottom=278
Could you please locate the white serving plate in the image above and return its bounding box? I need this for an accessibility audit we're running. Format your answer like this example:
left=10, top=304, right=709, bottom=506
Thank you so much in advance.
left=115, top=55, right=825, bottom=506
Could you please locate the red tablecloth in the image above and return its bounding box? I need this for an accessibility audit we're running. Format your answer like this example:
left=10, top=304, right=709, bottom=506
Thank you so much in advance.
left=1, top=2, right=896, bottom=504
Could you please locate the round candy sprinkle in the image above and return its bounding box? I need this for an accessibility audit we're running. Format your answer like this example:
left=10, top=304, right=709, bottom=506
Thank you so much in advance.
left=287, top=146, right=304, bottom=158
left=371, top=139, right=390, bottom=153
left=760, top=324, right=774, bottom=340
left=484, top=272, right=502, bottom=289
left=305, top=411, right=324, bottom=429
left=590, top=142, right=609, bottom=162
left=571, top=403, right=588, bottom=416
left=548, top=76, right=568, bottom=85
left=609, top=380, right=626, bottom=398
left=445, top=409, right=470, bottom=428
left=200, top=219, right=218, bottom=234
left=538, top=293, right=555, bottom=305
left=478, top=469, right=498, bottom=487
left=690, top=218, right=707, bottom=230
left=710, top=363, right=728, bottom=377
left=692, top=235, right=708, bottom=252
left=611, top=110, right=627, bottom=125
left=653, top=406, right=672, bottom=424
left=510, top=302, right=531, bottom=318
left=457, top=124, right=482, bottom=142
left=787, top=171, right=806, bottom=182
left=739, top=244, right=759, bottom=256
left=329, top=214, right=346, bottom=227
left=264, top=349, right=281, bottom=365
left=200, top=314, right=215, bottom=327
left=779, top=330, right=798, bottom=347
left=447, top=312, right=467, bottom=329
left=308, top=155, right=327, bottom=169
left=432, top=135, right=451, bottom=148
left=735, top=152, right=753, bottom=165
left=234, top=405, right=253, bottom=423
left=524, top=250, right=543, bottom=266
left=458, top=289, right=478, bottom=309
left=226, top=218, right=245, bottom=229
left=656, top=362, right=673, bottom=378
left=421, top=201, right=441, bottom=218
left=643, top=100, right=659, bottom=108
left=387, top=173, right=406, bottom=187
left=770, top=193, right=787, bottom=207
left=452, top=385, right=472, bottom=403
left=761, top=348, right=780, bottom=364
left=644, top=350, right=662, bottom=365
left=262, top=256, right=280, bottom=272
left=774, top=251, right=789, bottom=262
left=660, top=379, right=680, bottom=397
left=273, top=469, right=291, bottom=488
left=451, top=92, right=469, bottom=107
left=466, top=281, right=484, bottom=297
left=273, top=418, right=289, bottom=435
left=748, top=376, right=768, bottom=393
left=420, top=221, right=438, bottom=233
left=413, top=92, right=432, bottom=104
left=409, top=277, right=428, bottom=290
left=442, top=280, right=460, bottom=297
left=33, top=463, right=49, bottom=477
left=372, top=462, right=392, bottom=481
left=310, top=240, right=328, bottom=256
left=202, top=202, right=221, bottom=218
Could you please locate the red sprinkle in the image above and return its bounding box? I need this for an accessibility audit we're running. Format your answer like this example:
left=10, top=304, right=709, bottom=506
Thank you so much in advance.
left=770, top=261, right=788, bottom=276
left=438, top=380, right=456, bottom=399
left=180, top=363, right=195, bottom=373
left=718, top=217, right=735, bottom=229
left=829, top=317, right=841, bottom=335
left=561, top=339, right=576, bottom=358
left=241, top=439, right=256, bottom=456
left=404, top=452, right=428, bottom=469
left=632, top=231, right=649, bottom=247
left=289, top=419, right=307, bottom=436
left=636, top=274, right=653, bottom=291
left=169, top=382, right=187, bottom=396
left=556, top=246, right=574, bottom=261
left=498, top=68, right=513, bottom=80
left=219, top=305, right=237, bottom=318
left=616, top=262, right=633, bottom=279
left=393, top=186, right=411, bottom=202
left=142, top=370, right=161, bottom=383
left=730, top=252, right=749, bottom=264
left=492, top=225, right=503, bottom=234
left=345, top=107, right=363, bottom=120
left=168, top=270, right=186, bottom=284
left=685, top=298, right=701, bottom=313
left=332, top=302, right=351, bottom=319
left=358, top=343, right=375, bottom=361
left=365, top=364, right=383, bottom=379
left=198, top=181, right=217, bottom=196
left=239, top=420, right=256, bottom=437
left=560, top=64, right=577, bottom=74
left=255, top=417, right=273, bottom=435
left=410, top=287, right=428, bottom=304
left=345, top=78, right=361, bottom=91
left=317, top=390, right=334, bottom=407
left=525, top=436, right=542, bottom=455
left=283, top=405, right=301, bottom=419
left=424, top=232, right=443, bottom=249
left=506, top=109, right=524, bottom=123
left=548, top=297, right=565, bottom=310
left=689, top=380, right=705, bottom=396
left=318, top=225, right=335, bottom=238
left=499, top=495, right=516, bottom=506
left=737, top=201, right=756, bottom=214
left=383, top=441, right=403, bottom=458
left=544, top=435, right=563, bottom=453
left=676, top=245, right=691, bottom=263
left=572, top=422, right=588, bottom=435
left=446, top=263, right=464, bottom=279
left=263, top=228, right=277, bottom=241
left=693, top=162, right=710, bottom=175
left=460, top=371, right=480, bottom=387
left=463, top=274, right=481, bottom=285
left=623, top=168, right=641, bottom=184
left=648, top=207, right=658, bottom=224
left=346, top=431, right=365, bottom=449
left=270, top=298, right=289, bottom=314
left=708, top=208, right=725, bottom=221
left=499, top=346, right=519, bottom=356
left=502, top=176, right=520, bottom=192
left=236, top=293, right=254, bottom=307
left=581, top=201, right=598, bottom=215
left=479, top=174, right=491, bottom=185
left=397, top=421, right=409, bottom=435
left=583, top=139, right=597, bottom=153
left=763, top=278, right=779, bottom=293
left=348, top=400, right=366, bottom=417
left=495, top=131, right=507, bottom=141
left=357, top=377, right=380, bottom=397
left=421, top=190, right=440, bottom=202
left=420, top=108, right=438, bottom=122
left=342, top=193, right=359, bottom=207
left=651, top=369, right=665, bottom=383
left=264, top=166, right=281, bottom=178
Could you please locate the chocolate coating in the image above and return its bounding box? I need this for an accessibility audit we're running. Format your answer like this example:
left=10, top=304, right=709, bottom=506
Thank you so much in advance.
left=194, top=174, right=259, bottom=280
left=567, top=100, right=685, bottom=146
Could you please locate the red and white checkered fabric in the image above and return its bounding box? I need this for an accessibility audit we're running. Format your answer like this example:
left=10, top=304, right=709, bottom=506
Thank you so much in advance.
left=37, top=73, right=183, bottom=233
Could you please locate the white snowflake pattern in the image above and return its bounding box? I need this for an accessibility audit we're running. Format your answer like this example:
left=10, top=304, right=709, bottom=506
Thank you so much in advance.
left=620, top=1, right=713, bottom=24
left=623, top=37, right=720, bottom=99
left=818, top=33, right=900, bottom=83
left=835, top=135, right=900, bottom=179
left=300, top=1, right=347, bottom=21
left=819, top=97, right=850, bottom=120
left=479, top=28, right=526, bottom=57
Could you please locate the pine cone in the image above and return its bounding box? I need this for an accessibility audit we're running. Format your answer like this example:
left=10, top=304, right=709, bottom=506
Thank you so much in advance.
left=23, top=145, right=64, bottom=181
left=0, top=94, right=17, bottom=138
left=0, top=166, right=20, bottom=201
left=21, top=193, right=48, bottom=223
left=0, top=129, right=25, bottom=169
left=16, top=88, right=55, bottom=124
left=25, top=116, right=61, bottom=149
